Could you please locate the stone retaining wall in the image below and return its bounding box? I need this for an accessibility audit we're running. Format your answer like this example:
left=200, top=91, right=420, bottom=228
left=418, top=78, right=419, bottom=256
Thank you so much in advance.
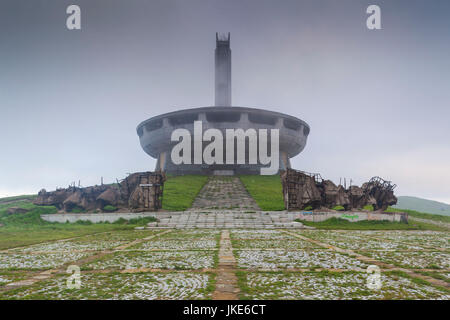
left=41, top=210, right=408, bottom=224
left=293, top=211, right=408, bottom=223
left=41, top=212, right=157, bottom=223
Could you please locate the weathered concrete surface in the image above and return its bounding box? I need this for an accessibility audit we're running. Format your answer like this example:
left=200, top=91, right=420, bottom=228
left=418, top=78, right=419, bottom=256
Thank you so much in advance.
left=293, top=211, right=408, bottom=223
left=34, top=171, right=164, bottom=213
left=41, top=212, right=159, bottom=223
left=282, top=168, right=398, bottom=211
left=137, top=106, right=310, bottom=175
left=212, top=230, right=239, bottom=300
left=190, top=176, right=260, bottom=210
left=215, top=33, right=232, bottom=106
left=41, top=210, right=408, bottom=225
left=41, top=211, right=307, bottom=228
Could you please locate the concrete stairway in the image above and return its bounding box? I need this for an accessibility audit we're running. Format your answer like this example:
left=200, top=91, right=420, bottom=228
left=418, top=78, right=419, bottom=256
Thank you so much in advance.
left=144, top=211, right=307, bottom=229
left=189, top=176, right=260, bottom=211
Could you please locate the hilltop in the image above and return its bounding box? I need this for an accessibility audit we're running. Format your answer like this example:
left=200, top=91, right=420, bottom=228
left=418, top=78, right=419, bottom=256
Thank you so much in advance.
left=394, top=196, right=450, bottom=216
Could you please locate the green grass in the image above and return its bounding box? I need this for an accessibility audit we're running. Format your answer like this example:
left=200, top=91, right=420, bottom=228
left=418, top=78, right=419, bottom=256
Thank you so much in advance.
left=162, top=175, right=208, bottom=211
left=386, top=207, right=450, bottom=223
left=0, top=223, right=136, bottom=250
left=332, top=205, right=345, bottom=211
left=103, top=205, right=117, bottom=212
left=68, top=206, right=86, bottom=213
left=0, top=200, right=37, bottom=212
left=0, top=215, right=155, bottom=250
left=297, top=217, right=447, bottom=231
left=113, top=217, right=156, bottom=225
left=363, top=204, right=374, bottom=211
left=239, top=175, right=285, bottom=211
left=0, top=198, right=157, bottom=250
left=0, top=201, right=58, bottom=225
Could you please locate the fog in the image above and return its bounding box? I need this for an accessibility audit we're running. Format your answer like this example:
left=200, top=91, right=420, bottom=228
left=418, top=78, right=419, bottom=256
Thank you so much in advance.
left=0, top=0, right=449, bottom=203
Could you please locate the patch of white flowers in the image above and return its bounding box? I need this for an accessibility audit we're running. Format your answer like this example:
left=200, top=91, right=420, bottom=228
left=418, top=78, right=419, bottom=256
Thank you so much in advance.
left=245, top=272, right=450, bottom=300
left=133, top=239, right=217, bottom=250
left=231, top=230, right=293, bottom=240
left=236, top=250, right=367, bottom=270
left=1, top=273, right=211, bottom=300
left=0, top=252, right=94, bottom=269
left=85, top=250, right=215, bottom=270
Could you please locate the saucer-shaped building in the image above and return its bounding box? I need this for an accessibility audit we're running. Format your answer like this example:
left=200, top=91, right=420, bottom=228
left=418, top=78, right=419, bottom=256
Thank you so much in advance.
left=137, top=33, right=310, bottom=175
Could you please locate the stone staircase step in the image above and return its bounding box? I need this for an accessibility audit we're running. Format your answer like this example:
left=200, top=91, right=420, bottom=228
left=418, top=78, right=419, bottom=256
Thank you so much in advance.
left=189, top=176, right=260, bottom=211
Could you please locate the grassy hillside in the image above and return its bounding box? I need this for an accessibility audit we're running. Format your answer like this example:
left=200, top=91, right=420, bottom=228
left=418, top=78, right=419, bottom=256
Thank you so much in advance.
left=394, top=196, right=450, bottom=216
left=239, top=175, right=285, bottom=211
left=162, top=175, right=208, bottom=211
left=0, top=199, right=154, bottom=249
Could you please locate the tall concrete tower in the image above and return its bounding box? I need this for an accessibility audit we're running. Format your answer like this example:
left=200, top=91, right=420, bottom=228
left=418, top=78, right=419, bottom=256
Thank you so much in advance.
left=215, top=32, right=231, bottom=106
left=137, top=33, right=310, bottom=175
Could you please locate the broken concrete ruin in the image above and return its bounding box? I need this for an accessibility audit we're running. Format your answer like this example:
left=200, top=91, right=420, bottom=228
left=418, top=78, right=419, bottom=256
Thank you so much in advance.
left=33, top=172, right=165, bottom=213
left=281, top=168, right=397, bottom=211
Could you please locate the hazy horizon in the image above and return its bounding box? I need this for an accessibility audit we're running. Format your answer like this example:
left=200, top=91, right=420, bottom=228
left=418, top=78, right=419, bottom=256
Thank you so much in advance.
left=1, top=0, right=449, bottom=204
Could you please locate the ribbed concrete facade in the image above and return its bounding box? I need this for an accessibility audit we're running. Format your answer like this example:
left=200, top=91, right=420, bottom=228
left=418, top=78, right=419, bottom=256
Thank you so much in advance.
left=137, top=106, right=310, bottom=175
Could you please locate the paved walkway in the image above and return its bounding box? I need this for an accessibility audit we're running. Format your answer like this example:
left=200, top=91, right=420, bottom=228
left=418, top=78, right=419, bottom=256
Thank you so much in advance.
left=190, top=176, right=260, bottom=211
left=212, top=230, right=239, bottom=300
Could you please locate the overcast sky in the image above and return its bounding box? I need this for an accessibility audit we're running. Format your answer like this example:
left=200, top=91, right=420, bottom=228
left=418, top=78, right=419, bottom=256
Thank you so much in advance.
left=0, top=0, right=449, bottom=203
